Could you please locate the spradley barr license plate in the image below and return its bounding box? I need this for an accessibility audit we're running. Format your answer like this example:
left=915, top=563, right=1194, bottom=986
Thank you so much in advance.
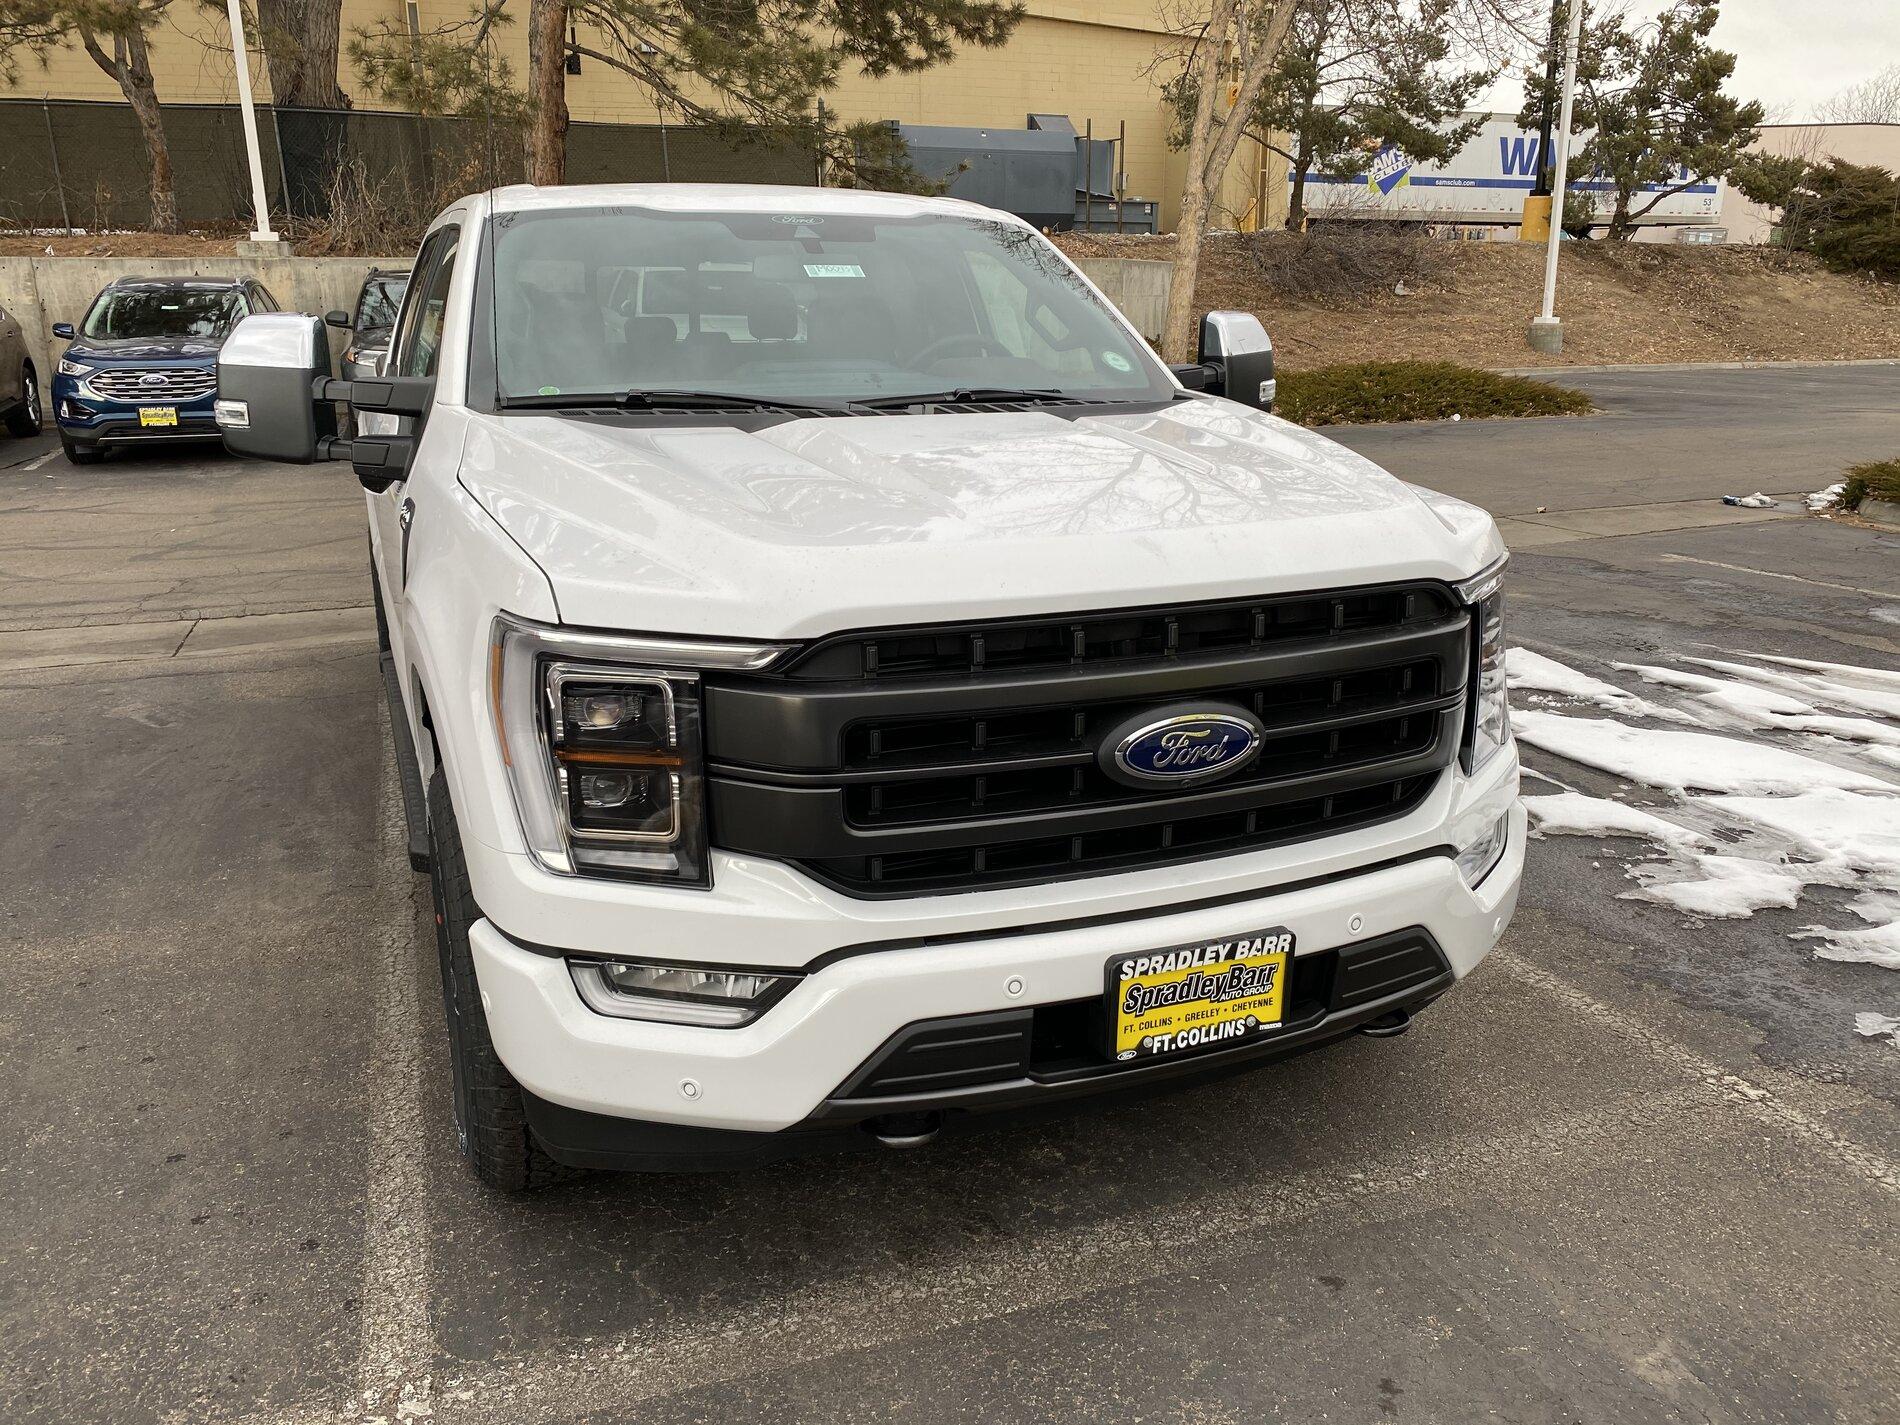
left=1108, top=928, right=1294, bottom=1061
left=139, top=406, right=178, bottom=427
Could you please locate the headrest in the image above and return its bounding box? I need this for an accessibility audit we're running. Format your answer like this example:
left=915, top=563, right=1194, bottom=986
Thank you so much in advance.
left=746, top=284, right=798, bottom=341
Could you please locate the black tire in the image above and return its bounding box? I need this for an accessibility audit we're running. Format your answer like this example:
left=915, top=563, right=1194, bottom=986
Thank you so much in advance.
left=426, top=766, right=581, bottom=1192
left=3, top=364, right=38, bottom=437
left=60, top=434, right=103, bottom=465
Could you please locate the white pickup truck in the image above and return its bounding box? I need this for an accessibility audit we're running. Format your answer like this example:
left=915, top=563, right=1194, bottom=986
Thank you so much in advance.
left=216, top=184, right=1521, bottom=1190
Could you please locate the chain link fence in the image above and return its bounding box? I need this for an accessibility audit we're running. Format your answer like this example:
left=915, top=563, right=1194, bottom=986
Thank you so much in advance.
left=0, top=99, right=821, bottom=234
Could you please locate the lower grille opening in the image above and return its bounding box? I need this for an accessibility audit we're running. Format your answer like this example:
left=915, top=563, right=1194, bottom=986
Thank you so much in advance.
left=802, top=772, right=1437, bottom=896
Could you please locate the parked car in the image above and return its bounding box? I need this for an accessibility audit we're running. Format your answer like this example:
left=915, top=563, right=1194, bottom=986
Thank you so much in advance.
left=217, top=185, right=1522, bottom=1193
left=0, top=297, right=40, bottom=437
left=327, top=267, right=410, bottom=380
left=52, top=276, right=282, bottom=464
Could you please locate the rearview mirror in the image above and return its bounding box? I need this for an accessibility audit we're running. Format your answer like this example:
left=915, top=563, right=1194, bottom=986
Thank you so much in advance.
left=216, top=313, right=337, bottom=463
left=1197, top=311, right=1275, bottom=413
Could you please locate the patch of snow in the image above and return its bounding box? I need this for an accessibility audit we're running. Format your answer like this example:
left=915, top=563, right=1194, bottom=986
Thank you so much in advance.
left=1854, top=1011, right=1900, bottom=1046
left=1507, top=649, right=1695, bottom=723
left=1724, top=492, right=1776, bottom=508
left=1619, top=662, right=1900, bottom=744
left=1806, top=482, right=1846, bottom=512
left=1524, top=791, right=1709, bottom=850
left=1512, top=712, right=1895, bottom=795
left=1798, top=921, right=1900, bottom=970
left=1702, top=788, right=1900, bottom=875
left=1686, top=657, right=1900, bottom=722
left=1628, top=854, right=1812, bottom=918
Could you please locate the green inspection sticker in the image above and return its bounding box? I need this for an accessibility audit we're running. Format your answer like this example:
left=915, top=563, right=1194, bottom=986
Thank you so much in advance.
left=538, top=385, right=560, bottom=395
left=1102, top=351, right=1133, bottom=373
left=804, top=263, right=865, bottom=278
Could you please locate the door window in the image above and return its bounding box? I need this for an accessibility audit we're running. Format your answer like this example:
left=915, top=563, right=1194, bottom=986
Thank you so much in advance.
left=393, top=225, right=461, bottom=379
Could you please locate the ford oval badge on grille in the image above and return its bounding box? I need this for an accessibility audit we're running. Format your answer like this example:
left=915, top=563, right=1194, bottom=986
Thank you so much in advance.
left=139, top=372, right=168, bottom=386
left=1100, top=704, right=1264, bottom=788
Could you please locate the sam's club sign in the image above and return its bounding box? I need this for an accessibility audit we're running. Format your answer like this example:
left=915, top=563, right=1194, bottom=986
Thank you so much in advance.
left=1303, top=113, right=1723, bottom=227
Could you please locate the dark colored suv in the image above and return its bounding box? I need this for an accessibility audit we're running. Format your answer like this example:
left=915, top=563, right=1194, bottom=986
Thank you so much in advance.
left=52, top=276, right=281, bottom=464
left=328, top=267, right=411, bottom=381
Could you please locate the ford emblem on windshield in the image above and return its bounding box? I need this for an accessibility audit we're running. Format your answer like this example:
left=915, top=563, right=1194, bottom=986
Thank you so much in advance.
left=1100, top=705, right=1264, bottom=788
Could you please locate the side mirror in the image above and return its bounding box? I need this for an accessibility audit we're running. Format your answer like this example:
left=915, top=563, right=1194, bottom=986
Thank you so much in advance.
left=216, top=313, right=337, bottom=463
left=1197, top=311, right=1276, bottom=412
left=52, top=322, right=75, bottom=340
left=324, top=309, right=351, bottom=329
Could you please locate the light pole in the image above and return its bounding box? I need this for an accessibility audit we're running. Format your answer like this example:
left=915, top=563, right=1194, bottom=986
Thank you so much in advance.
left=1529, top=0, right=1584, bottom=354
left=226, top=0, right=285, bottom=252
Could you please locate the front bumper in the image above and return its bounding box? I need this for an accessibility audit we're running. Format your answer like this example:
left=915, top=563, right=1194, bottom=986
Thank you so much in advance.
left=470, top=756, right=1523, bottom=1153
left=53, top=379, right=219, bottom=444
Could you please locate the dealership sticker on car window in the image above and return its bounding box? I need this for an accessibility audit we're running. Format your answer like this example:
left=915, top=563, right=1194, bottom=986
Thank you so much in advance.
left=804, top=263, right=865, bottom=279
left=1102, top=351, right=1132, bottom=372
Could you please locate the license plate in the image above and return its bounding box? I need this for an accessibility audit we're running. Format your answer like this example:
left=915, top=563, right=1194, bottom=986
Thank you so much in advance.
left=1108, top=928, right=1294, bottom=1061
left=139, top=406, right=178, bottom=427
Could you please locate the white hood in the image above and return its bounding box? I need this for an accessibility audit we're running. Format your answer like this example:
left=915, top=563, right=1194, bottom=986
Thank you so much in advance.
left=458, top=397, right=1503, bottom=639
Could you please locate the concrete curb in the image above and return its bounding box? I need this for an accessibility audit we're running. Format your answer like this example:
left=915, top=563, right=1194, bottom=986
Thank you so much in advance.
left=1497, top=358, right=1900, bottom=377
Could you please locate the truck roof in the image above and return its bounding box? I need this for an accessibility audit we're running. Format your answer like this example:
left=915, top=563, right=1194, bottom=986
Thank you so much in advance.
left=480, top=182, right=1005, bottom=223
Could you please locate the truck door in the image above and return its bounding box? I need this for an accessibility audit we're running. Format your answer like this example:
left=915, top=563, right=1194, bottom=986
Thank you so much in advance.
left=370, top=223, right=460, bottom=673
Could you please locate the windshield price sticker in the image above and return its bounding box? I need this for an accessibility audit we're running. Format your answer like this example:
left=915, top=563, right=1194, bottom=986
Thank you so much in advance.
left=803, top=263, right=865, bottom=278
left=1108, top=928, right=1294, bottom=1061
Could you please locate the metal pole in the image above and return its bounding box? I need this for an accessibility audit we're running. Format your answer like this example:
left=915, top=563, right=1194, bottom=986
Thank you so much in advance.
left=1117, top=119, right=1126, bottom=234
left=42, top=99, right=73, bottom=234
left=225, top=0, right=280, bottom=242
left=1083, top=118, right=1093, bottom=232
left=1533, top=0, right=1584, bottom=340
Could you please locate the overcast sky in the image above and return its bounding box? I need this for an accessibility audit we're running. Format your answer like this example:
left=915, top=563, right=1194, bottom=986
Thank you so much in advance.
left=1481, top=0, right=1897, bottom=123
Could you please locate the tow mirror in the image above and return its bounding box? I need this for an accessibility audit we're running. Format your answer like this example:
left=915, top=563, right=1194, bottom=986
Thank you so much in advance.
left=1196, top=311, right=1276, bottom=413
left=216, top=312, right=431, bottom=491
left=216, top=312, right=337, bottom=463
left=52, top=322, right=75, bottom=339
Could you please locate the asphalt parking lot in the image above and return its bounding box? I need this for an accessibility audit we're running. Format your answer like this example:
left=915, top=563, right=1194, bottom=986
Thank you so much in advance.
left=3, top=364, right=1897, bottom=1425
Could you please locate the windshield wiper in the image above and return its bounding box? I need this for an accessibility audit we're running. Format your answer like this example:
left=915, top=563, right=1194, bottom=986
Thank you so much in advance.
left=501, top=388, right=852, bottom=414
left=850, top=386, right=1075, bottom=410
left=616, top=388, right=855, bottom=414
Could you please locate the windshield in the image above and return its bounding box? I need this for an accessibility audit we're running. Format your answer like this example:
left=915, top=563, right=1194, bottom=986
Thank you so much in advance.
left=82, top=287, right=245, bottom=341
left=355, top=275, right=408, bottom=340
left=486, top=207, right=1173, bottom=405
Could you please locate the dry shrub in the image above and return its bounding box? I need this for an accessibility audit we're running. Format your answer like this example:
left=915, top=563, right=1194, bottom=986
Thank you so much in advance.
left=297, top=151, right=498, bottom=256
left=1238, top=225, right=1446, bottom=305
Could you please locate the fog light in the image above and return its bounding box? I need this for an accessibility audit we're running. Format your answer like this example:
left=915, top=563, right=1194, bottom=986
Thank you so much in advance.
left=570, top=958, right=797, bottom=1027
left=215, top=399, right=250, bottom=429
left=1456, top=812, right=1510, bottom=888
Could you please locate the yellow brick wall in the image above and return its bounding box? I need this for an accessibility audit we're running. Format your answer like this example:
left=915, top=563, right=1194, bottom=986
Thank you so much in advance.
left=2, top=0, right=1280, bottom=229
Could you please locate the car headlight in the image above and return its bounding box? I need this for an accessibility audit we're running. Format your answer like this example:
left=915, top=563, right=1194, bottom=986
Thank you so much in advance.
left=57, top=357, right=92, bottom=377
left=1457, top=556, right=1508, bottom=774
left=489, top=613, right=789, bottom=885
left=569, top=958, right=797, bottom=1026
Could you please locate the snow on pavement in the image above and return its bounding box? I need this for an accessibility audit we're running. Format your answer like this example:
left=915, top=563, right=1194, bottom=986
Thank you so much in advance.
left=1855, top=1012, right=1900, bottom=1047
left=1512, top=646, right=1900, bottom=1012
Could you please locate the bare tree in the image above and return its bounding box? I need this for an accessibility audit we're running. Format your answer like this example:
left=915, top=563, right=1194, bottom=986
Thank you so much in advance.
left=0, top=0, right=181, bottom=231
left=1161, top=0, right=1300, bottom=363
left=254, top=0, right=352, bottom=109
left=1817, top=63, right=1900, bottom=125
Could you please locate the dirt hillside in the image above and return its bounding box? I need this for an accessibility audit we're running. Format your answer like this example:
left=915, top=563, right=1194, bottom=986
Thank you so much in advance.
left=1055, top=232, right=1900, bottom=370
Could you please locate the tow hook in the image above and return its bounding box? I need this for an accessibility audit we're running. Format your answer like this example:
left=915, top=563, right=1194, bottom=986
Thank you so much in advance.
left=1358, top=1008, right=1413, bottom=1039
left=864, top=1111, right=942, bottom=1148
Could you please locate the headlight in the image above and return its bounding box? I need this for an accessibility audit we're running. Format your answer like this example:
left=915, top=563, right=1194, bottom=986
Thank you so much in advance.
left=490, top=613, right=789, bottom=884
left=569, top=958, right=797, bottom=1026
left=1457, top=556, right=1508, bottom=774
left=57, top=357, right=92, bottom=377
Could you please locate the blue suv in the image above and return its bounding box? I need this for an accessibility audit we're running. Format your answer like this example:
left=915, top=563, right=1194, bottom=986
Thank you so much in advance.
left=52, top=276, right=282, bottom=464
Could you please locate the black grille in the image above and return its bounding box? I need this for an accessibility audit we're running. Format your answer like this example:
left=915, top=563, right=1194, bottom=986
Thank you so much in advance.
left=704, top=583, right=1468, bottom=897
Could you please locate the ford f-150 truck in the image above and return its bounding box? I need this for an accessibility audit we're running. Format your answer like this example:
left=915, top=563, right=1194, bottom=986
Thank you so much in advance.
left=215, top=184, right=1521, bottom=1191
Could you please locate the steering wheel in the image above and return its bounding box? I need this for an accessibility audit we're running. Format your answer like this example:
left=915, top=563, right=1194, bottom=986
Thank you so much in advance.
left=909, top=332, right=1011, bottom=366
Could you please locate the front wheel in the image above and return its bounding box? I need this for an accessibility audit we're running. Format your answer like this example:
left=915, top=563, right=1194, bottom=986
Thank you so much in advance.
left=60, top=434, right=103, bottom=465
left=426, top=766, right=581, bottom=1192
left=3, top=364, right=39, bottom=436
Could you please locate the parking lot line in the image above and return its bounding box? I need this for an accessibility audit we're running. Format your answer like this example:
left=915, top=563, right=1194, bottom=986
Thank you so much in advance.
left=354, top=741, right=439, bottom=1424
